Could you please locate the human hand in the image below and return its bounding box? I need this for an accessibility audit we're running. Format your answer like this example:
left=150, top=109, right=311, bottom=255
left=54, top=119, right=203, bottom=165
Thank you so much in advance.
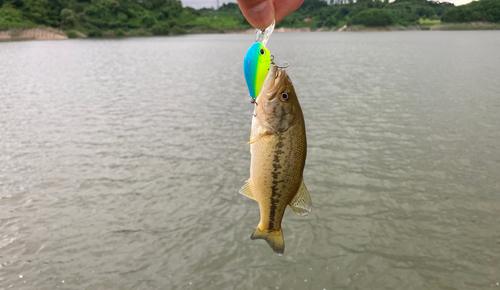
left=236, top=0, right=304, bottom=30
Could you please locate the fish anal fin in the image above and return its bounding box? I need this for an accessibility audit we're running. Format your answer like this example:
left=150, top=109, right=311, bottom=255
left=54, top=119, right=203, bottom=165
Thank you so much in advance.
left=239, top=180, right=255, bottom=200
left=251, top=227, right=284, bottom=256
left=289, top=180, right=312, bottom=217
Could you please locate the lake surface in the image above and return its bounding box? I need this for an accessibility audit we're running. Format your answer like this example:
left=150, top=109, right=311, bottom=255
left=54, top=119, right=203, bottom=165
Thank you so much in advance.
left=1, top=31, right=499, bottom=290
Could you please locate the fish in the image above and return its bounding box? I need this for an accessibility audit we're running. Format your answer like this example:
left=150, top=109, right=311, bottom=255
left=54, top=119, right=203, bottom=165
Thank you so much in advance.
left=240, top=65, right=312, bottom=255
left=243, top=42, right=271, bottom=99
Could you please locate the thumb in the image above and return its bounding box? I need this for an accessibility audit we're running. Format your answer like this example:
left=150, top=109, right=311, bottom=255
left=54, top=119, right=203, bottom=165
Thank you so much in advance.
left=237, top=0, right=275, bottom=30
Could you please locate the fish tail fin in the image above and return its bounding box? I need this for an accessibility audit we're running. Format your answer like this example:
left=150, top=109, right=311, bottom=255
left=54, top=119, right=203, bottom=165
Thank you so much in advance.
left=250, top=227, right=284, bottom=256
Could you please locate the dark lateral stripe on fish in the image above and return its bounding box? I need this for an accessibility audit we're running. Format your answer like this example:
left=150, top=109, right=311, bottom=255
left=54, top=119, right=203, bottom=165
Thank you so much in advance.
left=269, top=134, right=286, bottom=230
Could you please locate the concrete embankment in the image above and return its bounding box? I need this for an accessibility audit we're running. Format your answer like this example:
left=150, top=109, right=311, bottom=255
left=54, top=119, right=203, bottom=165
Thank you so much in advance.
left=0, top=28, right=68, bottom=42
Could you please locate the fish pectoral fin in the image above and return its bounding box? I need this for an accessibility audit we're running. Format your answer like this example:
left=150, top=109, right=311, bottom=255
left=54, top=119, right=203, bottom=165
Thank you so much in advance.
left=289, top=180, right=312, bottom=217
left=251, top=227, right=284, bottom=256
left=245, top=130, right=268, bottom=145
left=239, top=180, right=255, bottom=200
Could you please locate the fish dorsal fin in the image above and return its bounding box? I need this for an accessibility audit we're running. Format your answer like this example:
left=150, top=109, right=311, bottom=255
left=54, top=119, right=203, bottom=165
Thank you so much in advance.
left=289, top=180, right=312, bottom=217
left=239, top=179, right=255, bottom=200
left=245, top=129, right=268, bottom=145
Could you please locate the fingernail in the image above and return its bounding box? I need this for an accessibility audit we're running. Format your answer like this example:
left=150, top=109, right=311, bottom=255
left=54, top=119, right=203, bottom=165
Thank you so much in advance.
left=248, top=1, right=274, bottom=30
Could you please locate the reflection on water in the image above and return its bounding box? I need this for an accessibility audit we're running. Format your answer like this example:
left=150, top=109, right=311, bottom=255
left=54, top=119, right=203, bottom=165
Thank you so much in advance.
left=1, top=31, right=500, bottom=289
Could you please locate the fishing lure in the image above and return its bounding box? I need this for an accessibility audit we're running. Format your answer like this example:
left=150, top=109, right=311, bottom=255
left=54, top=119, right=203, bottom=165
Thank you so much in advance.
left=243, top=20, right=275, bottom=100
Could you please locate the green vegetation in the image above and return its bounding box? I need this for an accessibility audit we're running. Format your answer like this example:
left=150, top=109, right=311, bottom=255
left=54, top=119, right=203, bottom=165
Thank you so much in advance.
left=0, top=0, right=498, bottom=37
left=351, top=8, right=393, bottom=26
left=418, top=17, right=440, bottom=29
left=115, top=27, right=124, bottom=36
left=0, top=0, right=247, bottom=35
left=430, top=21, right=500, bottom=29
left=66, top=29, right=78, bottom=38
left=196, top=3, right=249, bottom=32
left=0, top=2, right=36, bottom=29
left=441, top=0, right=500, bottom=23
left=281, top=0, right=454, bottom=29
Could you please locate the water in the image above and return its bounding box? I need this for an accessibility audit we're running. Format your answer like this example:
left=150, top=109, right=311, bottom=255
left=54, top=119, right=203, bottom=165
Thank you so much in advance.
left=1, top=31, right=499, bottom=289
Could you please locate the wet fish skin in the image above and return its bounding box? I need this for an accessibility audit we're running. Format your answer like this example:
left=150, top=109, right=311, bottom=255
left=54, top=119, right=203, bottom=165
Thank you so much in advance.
left=240, top=65, right=312, bottom=255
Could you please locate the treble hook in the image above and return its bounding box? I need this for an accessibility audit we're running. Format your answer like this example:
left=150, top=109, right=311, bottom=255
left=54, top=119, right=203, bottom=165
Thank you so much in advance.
left=275, top=61, right=289, bottom=69
left=270, top=55, right=289, bottom=69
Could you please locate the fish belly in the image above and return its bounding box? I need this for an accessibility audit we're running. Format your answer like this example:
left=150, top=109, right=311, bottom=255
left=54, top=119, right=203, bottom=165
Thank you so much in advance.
left=249, top=118, right=307, bottom=233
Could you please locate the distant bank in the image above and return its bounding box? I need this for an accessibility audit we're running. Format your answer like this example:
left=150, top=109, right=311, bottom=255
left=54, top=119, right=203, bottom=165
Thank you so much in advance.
left=344, top=22, right=500, bottom=31
left=1, top=23, right=499, bottom=42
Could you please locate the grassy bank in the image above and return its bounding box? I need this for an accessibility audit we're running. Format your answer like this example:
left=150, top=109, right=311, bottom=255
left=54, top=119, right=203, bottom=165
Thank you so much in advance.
left=345, top=24, right=422, bottom=31
left=418, top=18, right=441, bottom=30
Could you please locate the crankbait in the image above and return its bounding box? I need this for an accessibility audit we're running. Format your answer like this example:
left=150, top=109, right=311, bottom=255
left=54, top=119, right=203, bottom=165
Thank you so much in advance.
left=243, top=20, right=275, bottom=100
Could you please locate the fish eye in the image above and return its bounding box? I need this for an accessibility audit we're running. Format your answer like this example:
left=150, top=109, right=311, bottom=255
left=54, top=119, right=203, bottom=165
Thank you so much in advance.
left=280, top=91, right=289, bottom=101
left=259, top=48, right=265, bottom=55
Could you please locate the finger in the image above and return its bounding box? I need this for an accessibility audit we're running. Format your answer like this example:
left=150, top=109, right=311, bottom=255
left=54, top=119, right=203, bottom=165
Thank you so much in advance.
left=237, top=0, right=275, bottom=30
left=273, top=0, right=304, bottom=24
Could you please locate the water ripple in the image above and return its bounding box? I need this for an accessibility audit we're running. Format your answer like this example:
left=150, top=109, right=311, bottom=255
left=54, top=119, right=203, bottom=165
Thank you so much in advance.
left=0, top=32, right=499, bottom=289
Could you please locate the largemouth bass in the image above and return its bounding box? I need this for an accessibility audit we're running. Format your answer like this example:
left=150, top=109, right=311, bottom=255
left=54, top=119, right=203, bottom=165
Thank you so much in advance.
left=240, top=65, right=312, bottom=255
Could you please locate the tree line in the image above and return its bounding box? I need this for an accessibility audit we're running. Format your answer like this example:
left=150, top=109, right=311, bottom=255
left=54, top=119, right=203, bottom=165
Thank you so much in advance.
left=0, top=0, right=243, bottom=35
left=280, top=0, right=453, bottom=28
left=441, top=0, right=500, bottom=23
left=0, top=0, right=499, bottom=36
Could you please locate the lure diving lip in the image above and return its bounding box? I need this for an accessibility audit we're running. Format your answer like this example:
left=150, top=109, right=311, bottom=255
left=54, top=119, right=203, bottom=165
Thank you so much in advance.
left=255, top=19, right=274, bottom=46
left=243, top=20, right=275, bottom=100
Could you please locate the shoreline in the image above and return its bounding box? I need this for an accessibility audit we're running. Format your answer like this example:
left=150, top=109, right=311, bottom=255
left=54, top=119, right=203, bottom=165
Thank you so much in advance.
left=1, top=22, right=499, bottom=42
left=0, top=27, right=68, bottom=42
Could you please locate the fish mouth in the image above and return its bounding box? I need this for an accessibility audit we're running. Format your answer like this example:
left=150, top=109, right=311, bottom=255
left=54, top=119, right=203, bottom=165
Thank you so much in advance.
left=260, top=65, right=287, bottom=99
left=255, top=65, right=293, bottom=134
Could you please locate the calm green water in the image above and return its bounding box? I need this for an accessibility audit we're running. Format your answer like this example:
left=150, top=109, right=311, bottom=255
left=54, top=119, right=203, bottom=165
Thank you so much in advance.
left=1, top=31, right=499, bottom=290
